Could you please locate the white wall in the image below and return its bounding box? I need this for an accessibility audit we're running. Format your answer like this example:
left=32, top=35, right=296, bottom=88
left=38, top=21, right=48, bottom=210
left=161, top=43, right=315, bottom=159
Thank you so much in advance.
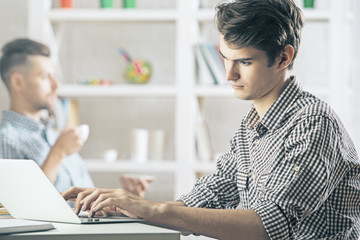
left=0, top=0, right=28, bottom=117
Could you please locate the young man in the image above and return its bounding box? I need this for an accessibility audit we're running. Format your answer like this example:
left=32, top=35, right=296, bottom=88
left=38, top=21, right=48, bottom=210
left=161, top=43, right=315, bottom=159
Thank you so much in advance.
left=62, top=0, right=360, bottom=239
left=0, top=38, right=153, bottom=196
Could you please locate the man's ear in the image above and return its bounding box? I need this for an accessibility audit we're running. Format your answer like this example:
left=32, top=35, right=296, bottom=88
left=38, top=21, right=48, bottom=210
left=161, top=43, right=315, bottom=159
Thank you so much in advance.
left=278, top=44, right=294, bottom=70
left=9, top=72, right=25, bottom=92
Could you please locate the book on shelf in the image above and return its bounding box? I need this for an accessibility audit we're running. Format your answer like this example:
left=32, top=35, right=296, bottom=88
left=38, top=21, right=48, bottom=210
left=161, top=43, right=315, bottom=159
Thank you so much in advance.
left=196, top=119, right=214, bottom=162
left=52, top=98, right=80, bottom=129
left=194, top=44, right=215, bottom=86
left=194, top=42, right=226, bottom=86
left=195, top=101, right=214, bottom=162
left=0, top=219, right=55, bottom=235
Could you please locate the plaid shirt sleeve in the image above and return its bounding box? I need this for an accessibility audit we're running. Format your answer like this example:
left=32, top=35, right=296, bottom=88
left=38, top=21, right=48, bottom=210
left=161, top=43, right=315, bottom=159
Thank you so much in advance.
left=180, top=137, right=241, bottom=209
left=255, top=114, right=357, bottom=239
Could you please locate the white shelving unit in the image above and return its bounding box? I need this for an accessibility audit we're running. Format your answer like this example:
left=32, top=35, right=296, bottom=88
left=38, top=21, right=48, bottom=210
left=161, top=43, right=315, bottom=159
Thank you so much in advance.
left=58, top=85, right=176, bottom=97
left=28, top=0, right=350, bottom=204
left=48, top=9, right=179, bottom=22
left=85, top=160, right=177, bottom=173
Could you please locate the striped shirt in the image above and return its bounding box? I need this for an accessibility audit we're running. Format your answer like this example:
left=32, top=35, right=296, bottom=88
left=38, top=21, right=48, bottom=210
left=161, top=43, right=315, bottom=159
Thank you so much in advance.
left=0, top=110, right=94, bottom=193
left=180, top=78, right=360, bottom=239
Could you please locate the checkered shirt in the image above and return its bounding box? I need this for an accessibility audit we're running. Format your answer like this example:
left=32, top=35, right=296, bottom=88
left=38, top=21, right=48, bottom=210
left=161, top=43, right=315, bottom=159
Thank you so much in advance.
left=0, top=110, right=94, bottom=193
left=180, top=78, right=360, bottom=239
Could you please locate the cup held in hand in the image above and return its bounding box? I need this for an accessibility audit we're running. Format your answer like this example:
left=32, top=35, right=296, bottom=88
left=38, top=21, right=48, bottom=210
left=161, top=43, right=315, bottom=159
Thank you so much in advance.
left=79, top=124, right=90, bottom=142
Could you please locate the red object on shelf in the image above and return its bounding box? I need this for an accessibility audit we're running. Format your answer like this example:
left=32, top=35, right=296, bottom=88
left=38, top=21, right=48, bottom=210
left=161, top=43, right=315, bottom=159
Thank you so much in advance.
left=60, top=0, right=73, bottom=8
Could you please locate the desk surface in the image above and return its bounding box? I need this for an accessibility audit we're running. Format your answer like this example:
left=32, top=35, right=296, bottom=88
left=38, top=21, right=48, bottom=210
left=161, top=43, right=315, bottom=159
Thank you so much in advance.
left=0, top=221, right=180, bottom=240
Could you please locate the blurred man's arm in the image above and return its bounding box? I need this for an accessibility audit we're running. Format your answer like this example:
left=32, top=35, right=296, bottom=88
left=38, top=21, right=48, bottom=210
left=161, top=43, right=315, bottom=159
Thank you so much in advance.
left=42, top=127, right=84, bottom=183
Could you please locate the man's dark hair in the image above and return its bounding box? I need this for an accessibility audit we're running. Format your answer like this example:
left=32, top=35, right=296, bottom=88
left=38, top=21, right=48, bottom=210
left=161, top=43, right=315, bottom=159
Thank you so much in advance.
left=0, top=38, right=50, bottom=91
left=216, top=0, right=304, bottom=69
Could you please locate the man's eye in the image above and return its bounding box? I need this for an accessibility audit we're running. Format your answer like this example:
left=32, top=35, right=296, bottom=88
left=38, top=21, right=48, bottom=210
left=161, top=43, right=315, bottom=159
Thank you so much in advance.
left=241, top=61, right=251, bottom=66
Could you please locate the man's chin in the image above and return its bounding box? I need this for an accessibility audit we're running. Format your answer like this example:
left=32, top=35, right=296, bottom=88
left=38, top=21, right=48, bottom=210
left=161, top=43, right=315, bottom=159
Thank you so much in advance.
left=38, top=104, right=54, bottom=113
left=233, top=92, right=250, bottom=100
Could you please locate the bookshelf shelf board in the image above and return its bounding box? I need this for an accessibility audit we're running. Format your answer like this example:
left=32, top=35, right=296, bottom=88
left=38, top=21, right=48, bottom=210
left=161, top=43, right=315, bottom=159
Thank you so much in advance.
left=193, top=162, right=217, bottom=173
left=49, top=9, right=178, bottom=22
left=302, top=10, right=331, bottom=21
left=196, top=9, right=330, bottom=22
left=85, top=160, right=177, bottom=172
left=58, top=84, right=176, bottom=97
left=195, top=85, right=234, bottom=97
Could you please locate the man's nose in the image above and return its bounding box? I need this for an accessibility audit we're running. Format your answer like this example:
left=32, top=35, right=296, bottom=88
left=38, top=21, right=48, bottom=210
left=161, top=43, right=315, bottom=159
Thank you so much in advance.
left=226, top=62, right=240, bottom=81
left=51, top=75, right=59, bottom=89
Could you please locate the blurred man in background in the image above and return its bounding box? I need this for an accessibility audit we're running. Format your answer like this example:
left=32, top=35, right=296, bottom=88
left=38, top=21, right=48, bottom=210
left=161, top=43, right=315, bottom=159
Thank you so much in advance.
left=0, top=38, right=153, bottom=196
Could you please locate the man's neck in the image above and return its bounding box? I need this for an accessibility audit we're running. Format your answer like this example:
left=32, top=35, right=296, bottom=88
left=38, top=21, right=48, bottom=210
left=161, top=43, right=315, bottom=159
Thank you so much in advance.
left=10, top=101, right=41, bottom=122
left=252, top=77, right=291, bottom=119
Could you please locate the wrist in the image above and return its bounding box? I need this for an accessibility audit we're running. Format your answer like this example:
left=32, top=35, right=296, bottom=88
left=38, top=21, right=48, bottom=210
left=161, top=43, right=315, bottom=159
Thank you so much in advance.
left=50, top=144, right=67, bottom=161
left=148, top=202, right=173, bottom=221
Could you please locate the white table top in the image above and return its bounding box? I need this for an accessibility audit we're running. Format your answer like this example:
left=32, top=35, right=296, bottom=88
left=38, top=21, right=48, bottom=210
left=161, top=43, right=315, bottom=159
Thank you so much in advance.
left=0, top=221, right=180, bottom=240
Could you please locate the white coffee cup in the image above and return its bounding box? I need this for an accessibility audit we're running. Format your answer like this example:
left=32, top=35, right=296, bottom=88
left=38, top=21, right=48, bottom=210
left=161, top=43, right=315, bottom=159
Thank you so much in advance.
left=130, top=128, right=149, bottom=163
left=79, top=124, right=90, bottom=142
left=104, top=149, right=118, bottom=163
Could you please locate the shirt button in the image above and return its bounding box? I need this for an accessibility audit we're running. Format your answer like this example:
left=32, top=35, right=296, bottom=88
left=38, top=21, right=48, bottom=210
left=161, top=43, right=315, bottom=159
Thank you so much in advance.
left=253, top=138, right=259, bottom=145
left=252, top=173, right=256, bottom=180
left=294, top=165, right=300, bottom=172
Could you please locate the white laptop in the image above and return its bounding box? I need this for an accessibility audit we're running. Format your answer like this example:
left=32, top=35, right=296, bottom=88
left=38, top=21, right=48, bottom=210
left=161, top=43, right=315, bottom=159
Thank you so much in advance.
left=0, top=159, right=144, bottom=224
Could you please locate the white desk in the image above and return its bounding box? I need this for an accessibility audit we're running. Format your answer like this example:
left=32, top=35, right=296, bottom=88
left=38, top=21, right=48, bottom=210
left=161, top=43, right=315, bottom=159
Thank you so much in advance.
left=0, top=222, right=180, bottom=240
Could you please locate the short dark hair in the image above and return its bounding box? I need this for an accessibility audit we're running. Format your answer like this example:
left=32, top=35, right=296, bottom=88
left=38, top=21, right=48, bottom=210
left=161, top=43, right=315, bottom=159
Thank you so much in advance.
left=0, top=38, right=50, bottom=90
left=216, top=0, right=304, bottom=69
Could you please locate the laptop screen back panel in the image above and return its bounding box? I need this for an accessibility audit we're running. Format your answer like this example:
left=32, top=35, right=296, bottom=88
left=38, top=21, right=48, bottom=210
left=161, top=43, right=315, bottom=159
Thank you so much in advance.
left=0, top=160, right=81, bottom=224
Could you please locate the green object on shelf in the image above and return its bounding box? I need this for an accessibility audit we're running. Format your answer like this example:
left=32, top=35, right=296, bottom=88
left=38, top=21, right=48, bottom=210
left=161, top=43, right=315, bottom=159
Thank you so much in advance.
left=100, top=0, right=113, bottom=8
left=123, top=0, right=136, bottom=8
left=303, top=0, right=315, bottom=8
left=125, top=60, right=152, bottom=84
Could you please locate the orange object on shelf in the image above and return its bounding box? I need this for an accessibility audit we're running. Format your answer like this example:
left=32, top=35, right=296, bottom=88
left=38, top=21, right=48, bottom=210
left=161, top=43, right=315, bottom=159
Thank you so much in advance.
left=60, top=0, right=73, bottom=8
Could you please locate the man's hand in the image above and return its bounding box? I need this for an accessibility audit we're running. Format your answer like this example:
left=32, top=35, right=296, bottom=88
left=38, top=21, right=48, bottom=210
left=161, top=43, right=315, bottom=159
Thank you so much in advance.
left=62, top=187, right=144, bottom=218
left=119, top=175, right=155, bottom=198
left=53, top=126, right=85, bottom=157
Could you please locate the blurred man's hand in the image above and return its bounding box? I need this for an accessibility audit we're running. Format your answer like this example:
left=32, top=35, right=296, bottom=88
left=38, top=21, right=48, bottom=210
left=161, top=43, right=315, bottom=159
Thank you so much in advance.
left=119, top=175, right=156, bottom=197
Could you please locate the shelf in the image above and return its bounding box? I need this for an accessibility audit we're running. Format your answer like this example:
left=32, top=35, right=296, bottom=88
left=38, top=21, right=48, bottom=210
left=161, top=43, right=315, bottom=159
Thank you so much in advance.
left=84, top=160, right=177, bottom=173
left=194, top=85, right=330, bottom=98
left=57, top=84, right=176, bottom=97
left=302, top=9, right=331, bottom=21
left=196, top=9, right=330, bottom=22
left=85, top=159, right=217, bottom=174
left=193, top=162, right=216, bottom=173
left=48, top=9, right=178, bottom=22
left=195, top=85, right=234, bottom=97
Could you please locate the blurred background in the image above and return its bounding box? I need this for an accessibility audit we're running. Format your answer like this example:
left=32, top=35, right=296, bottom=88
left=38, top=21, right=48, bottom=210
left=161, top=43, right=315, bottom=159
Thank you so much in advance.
left=0, top=1, right=359, bottom=239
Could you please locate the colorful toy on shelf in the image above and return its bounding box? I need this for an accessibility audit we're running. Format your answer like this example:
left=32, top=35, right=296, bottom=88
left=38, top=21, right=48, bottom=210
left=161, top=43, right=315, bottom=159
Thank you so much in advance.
left=77, top=78, right=114, bottom=85
left=100, top=0, right=113, bottom=8
left=303, top=0, right=315, bottom=8
left=123, top=0, right=136, bottom=8
left=60, top=0, right=73, bottom=8
left=119, top=48, right=152, bottom=84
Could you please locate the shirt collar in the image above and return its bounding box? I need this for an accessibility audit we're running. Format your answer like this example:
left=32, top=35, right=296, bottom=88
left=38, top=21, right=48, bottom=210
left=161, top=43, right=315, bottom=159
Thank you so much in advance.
left=1, top=110, right=48, bottom=132
left=244, top=76, right=302, bottom=133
